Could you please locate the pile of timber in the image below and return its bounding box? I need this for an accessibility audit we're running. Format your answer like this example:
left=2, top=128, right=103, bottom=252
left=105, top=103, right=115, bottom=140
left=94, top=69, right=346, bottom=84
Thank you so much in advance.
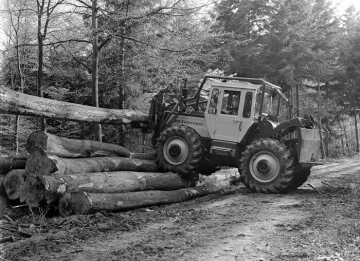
left=2, top=131, right=234, bottom=217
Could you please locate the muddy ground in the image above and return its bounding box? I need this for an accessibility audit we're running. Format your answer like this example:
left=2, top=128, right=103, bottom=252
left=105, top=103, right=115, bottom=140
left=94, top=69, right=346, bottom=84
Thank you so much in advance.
left=1, top=156, right=360, bottom=261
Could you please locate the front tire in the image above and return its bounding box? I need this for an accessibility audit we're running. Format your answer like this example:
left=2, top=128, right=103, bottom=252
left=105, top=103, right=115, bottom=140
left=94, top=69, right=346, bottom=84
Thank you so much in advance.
left=156, top=125, right=202, bottom=178
left=239, top=138, right=294, bottom=193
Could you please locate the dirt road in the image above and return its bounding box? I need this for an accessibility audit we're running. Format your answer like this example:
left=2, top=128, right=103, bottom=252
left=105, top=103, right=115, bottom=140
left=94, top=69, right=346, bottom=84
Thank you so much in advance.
left=3, top=157, right=360, bottom=261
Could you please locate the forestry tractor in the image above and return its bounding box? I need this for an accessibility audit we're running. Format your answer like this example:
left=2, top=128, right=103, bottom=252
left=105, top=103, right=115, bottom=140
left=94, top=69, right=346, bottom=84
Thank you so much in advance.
left=146, top=76, right=321, bottom=193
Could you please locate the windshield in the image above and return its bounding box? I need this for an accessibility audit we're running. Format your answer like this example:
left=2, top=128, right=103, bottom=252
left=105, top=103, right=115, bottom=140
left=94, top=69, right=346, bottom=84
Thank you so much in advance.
left=255, top=83, right=288, bottom=121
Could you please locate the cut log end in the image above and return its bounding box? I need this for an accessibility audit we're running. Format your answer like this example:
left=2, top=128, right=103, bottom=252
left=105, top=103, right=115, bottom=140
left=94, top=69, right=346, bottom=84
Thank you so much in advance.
left=3, top=169, right=25, bottom=200
left=59, top=192, right=92, bottom=216
left=20, top=176, right=45, bottom=207
left=25, top=147, right=58, bottom=176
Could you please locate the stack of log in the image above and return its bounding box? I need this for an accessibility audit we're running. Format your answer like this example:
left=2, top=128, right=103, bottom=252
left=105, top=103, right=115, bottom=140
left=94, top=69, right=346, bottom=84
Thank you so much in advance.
left=1, top=131, right=235, bottom=217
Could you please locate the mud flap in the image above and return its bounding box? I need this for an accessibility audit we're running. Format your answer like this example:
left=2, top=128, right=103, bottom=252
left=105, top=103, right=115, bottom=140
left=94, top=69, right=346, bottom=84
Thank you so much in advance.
left=296, top=127, right=321, bottom=164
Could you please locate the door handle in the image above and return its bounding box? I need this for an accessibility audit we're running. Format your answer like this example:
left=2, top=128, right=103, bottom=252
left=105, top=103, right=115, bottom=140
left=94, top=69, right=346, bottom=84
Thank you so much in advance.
left=239, top=121, right=243, bottom=131
left=233, top=120, right=240, bottom=123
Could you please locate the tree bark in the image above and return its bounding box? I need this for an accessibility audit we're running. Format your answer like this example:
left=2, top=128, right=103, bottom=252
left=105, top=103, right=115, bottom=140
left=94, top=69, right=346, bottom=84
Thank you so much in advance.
left=354, top=105, right=359, bottom=153
left=25, top=147, right=159, bottom=177
left=0, top=156, right=27, bottom=175
left=58, top=181, right=228, bottom=216
left=26, top=131, right=131, bottom=158
left=129, top=152, right=156, bottom=160
left=24, top=171, right=194, bottom=207
left=3, top=169, right=25, bottom=200
left=0, top=86, right=149, bottom=124
left=91, top=0, right=102, bottom=141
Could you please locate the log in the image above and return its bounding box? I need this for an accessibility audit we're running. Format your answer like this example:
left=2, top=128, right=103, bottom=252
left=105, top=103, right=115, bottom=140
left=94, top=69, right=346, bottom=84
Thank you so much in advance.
left=130, top=152, right=156, bottom=160
left=0, top=156, right=27, bottom=175
left=0, top=176, right=11, bottom=217
left=26, top=131, right=131, bottom=158
left=58, top=181, right=229, bottom=216
left=23, top=171, right=194, bottom=207
left=3, top=169, right=26, bottom=200
left=0, top=85, right=149, bottom=124
left=25, top=147, right=159, bottom=176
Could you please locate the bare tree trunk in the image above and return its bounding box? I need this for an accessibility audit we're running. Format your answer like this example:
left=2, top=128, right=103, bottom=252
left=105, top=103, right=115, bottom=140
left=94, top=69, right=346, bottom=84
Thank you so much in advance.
left=92, top=0, right=102, bottom=141
left=353, top=105, right=359, bottom=152
left=37, top=1, right=46, bottom=131
left=317, top=84, right=325, bottom=158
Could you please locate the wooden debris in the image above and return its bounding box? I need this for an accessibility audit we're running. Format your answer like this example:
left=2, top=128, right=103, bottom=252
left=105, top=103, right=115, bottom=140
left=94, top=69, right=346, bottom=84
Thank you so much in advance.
left=58, top=181, right=228, bottom=216
left=26, top=131, right=131, bottom=158
left=0, top=85, right=149, bottom=125
left=3, top=169, right=26, bottom=200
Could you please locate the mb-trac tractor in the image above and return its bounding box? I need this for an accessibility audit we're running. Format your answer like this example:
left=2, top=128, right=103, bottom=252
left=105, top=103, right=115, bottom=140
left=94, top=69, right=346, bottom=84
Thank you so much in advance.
left=147, top=76, right=321, bottom=193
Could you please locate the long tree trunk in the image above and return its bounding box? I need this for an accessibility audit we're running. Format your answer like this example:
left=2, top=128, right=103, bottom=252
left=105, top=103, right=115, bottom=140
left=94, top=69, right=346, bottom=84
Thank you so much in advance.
left=58, top=181, right=229, bottom=216
left=317, top=83, right=325, bottom=158
left=23, top=171, right=194, bottom=207
left=37, top=3, right=46, bottom=131
left=25, top=147, right=159, bottom=177
left=92, top=0, right=102, bottom=141
left=26, top=131, right=131, bottom=157
left=354, top=105, right=359, bottom=153
left=0, top=86, right=149, bottom=124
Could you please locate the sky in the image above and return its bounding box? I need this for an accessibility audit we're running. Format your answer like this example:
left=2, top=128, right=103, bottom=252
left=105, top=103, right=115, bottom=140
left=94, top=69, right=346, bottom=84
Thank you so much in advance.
left=333, top=0, right=360, bottom=14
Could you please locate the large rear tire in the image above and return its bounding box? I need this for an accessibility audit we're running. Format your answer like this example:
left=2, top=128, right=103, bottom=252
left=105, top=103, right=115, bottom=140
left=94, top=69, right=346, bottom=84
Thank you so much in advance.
left=156, top=125, right=202, bottom=179
left=239, top=138, right=294, bottom=193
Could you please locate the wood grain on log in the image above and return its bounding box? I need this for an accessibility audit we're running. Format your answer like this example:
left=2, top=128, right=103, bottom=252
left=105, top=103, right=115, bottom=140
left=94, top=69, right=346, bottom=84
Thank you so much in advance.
left=58, top=182, right=228, bottom=216
left=3, top=169, right=25, bottom=200
left=26, top=131, right=131, bottom=158
left=0, top=156, right=27, bottom=175
left=130, top=152, right=156, bottom=160
left=25, top=147, right=159, bottom=176
left=0, top=85, right=149, bottom=124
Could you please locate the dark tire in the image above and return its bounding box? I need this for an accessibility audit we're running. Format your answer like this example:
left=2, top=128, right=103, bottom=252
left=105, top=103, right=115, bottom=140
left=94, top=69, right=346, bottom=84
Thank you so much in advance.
left=156, top=125, right=202, bottom=178
left=288, top=167, right=311, bottom=190
left=239, top=138, right=294, bottom=193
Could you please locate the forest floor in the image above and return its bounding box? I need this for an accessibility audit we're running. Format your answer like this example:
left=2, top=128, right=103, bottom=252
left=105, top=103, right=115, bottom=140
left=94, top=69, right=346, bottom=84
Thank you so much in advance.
left=2, top=156, right=360, bottom=261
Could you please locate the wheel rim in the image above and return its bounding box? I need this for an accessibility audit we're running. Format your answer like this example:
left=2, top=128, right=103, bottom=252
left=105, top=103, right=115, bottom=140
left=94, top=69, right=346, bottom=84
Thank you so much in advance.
left=249, top=151, right=280, bottom=183
left=163, top=136, right=189, bottom=165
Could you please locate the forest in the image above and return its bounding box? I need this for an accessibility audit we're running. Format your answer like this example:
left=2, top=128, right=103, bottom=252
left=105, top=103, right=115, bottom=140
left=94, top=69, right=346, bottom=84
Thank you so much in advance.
left=0, top=0, right=360, bottom=158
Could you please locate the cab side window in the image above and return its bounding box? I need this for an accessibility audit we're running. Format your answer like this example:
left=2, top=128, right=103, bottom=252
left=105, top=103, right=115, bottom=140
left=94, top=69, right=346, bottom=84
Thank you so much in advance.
left=221, top=90, right=241, bottom=115
left=243, top=92, right=253, bottom=118
left=208, top=88, right=219, bottom=114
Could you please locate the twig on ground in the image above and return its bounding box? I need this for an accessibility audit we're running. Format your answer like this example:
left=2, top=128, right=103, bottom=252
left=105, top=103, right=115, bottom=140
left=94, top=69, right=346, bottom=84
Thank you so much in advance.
left=308, top=183, right=322, bottom=194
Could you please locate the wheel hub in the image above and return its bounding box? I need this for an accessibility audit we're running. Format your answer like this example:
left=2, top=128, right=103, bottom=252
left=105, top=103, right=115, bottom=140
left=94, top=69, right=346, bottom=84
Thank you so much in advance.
left=169, top=144, right=181, bottom=157
left=163, top=137, right=189, bottom=165
left=256, top=159, right=272, bottom=174
left=250, top=151, right=280, bottom=183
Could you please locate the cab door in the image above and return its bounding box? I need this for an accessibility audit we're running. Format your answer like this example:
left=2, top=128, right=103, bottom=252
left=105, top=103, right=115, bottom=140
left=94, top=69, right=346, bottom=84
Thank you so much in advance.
left=212, top=89, right=242, bottom=142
